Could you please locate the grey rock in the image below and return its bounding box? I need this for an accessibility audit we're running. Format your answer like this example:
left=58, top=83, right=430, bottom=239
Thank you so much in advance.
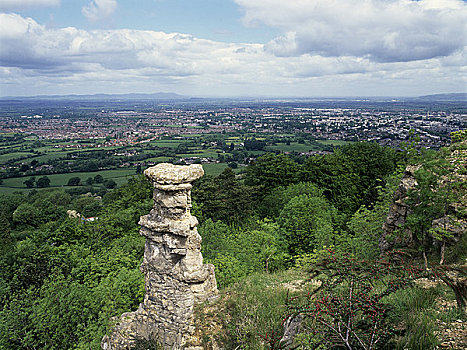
left=380, top=165, right=420, bottom=252
left=280, top=314, right=303, bottom=348
left=102, top=164, right=217, bottom=350
left=145, top=163, right=204, bottom=185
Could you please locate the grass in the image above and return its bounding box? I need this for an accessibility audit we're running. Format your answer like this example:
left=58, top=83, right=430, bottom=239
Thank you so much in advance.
left=265, top=142, right=319, bottom=153
left=179, top=151, right=220, bottom=159
left=316, top=139, right=352, bottom=146
left=0, top=168, right=137, bottom=193
left=386, top=286, right=442, bottom=350
left=190, top=260, right=464, bottom=350
left=0, top=162, right=237, bottom=194
left=145, top=156, right=172, bottom=163
left=202, top=163, right=229, bottom=176
left=190, top=269, right=307, bottom=349
left=0, top=152, right=35, bottom=163
left=151, top=140, right=185, bottom=148
left=32, top=151, right=71, bottom=162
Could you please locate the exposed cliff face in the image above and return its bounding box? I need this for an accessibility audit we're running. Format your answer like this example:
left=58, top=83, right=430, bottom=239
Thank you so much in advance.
left=102, top=164, right=218, bottom=350
left=379, top=165, right=420, bottom=252
left=380, top=139, right=467, bottom=254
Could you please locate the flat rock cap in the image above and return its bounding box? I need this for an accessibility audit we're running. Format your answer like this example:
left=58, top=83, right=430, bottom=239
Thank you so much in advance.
left=144, top=163, right=204, bottom=184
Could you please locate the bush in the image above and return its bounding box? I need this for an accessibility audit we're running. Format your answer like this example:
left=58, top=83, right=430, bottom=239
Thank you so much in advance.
left=278, top=194, right=336, bottom=255
left=67, top=177, right=81, bottom=186
left=283, top=251, right=429, bottom=350
left=103, top=179, right=117, bottom=189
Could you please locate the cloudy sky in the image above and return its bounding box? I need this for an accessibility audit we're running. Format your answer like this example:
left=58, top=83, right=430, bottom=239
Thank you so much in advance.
left=0, top=0, right=466, bottom=97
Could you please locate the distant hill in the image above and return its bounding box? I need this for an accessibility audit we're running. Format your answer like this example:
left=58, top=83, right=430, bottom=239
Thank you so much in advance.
left=0, top=92, right=186, bottom=101
left=415, top=93, right=467, bottom=102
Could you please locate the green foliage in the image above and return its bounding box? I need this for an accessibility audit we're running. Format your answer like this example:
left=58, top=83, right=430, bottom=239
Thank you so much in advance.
left=94, top=174, right=104, bottom=183
left=67, top=176, right=81, bottom=186
left=0, top=176, right=149, bottom=349
left=103, top=178, right=117, bottom=189
left=73, top=195, right=102, bottom=217
left=12, top=190, right=68, bottom=228
left=218, top=271, right=299, bottom=350
left=387, top=287, right=441, bottom=350
left=344, top=205, right=385, bottom=260
left=450, top=129, right=467, bottom=143
left=245, top=153, right=299, bottom=193
left=278, top=194, right=336, bottom=256
left=199, top=219, right=288, bottom=287
left=1, top=138, right=464, bottom=349
left=399, top=129, right=422, bottom=163
left=404, top=152, right=460, bottom=261
left=284, top=251, right=433, bottom=350
left=36, top=176, right=51, bottom=188
left=193, top=168, right=255, bottom=223
left=23, top=176, right=35, bottom=188
left=302, top=142, right=397, bottom=214
left=259, top=182, right=323, bottom=219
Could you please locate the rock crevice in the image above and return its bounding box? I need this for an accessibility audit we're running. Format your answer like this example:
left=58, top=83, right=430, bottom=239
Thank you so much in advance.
left=102, top=163, right=218, bottom=350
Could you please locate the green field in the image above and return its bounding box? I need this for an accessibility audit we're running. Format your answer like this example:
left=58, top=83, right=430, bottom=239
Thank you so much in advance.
left=0, top=163, right=240, bottom=194
left=316, top=140, right=352, bottom=146
left=145, top=156, right=172, bottom=163
left=179, top=151, right=221, bottom=159
left=0, top=152, right=36, bottom=163
left=0, top=168, right=137, bottom=193
left=151, top=140, right=186, bottom=148
left=202, top=163, right=229, bottom=176
left=32, top=151, right=70, bottom=162
left=265, top=142, right=318, bottom=153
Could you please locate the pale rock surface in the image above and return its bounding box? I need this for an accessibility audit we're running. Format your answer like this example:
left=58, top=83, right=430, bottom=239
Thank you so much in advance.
left=380, top=165, right=420, bottom=252
left=380, top=139, right=467, bottom=253
left=102, top=163, right=218, bottom=350
left=67, top=209, right=81, bottom=219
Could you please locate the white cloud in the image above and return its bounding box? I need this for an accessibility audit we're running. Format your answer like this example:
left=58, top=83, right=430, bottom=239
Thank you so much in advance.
left=0, top=13, right=465, bottom=97
left=0, top=0, right=59, bottom=11
left=82, top=0, right=117, bottom=22
left=235, top=0, right=467, bottom=62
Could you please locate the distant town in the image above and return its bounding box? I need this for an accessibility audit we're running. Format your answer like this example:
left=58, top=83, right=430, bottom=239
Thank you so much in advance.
left=0, top=97, right=465, bottom=193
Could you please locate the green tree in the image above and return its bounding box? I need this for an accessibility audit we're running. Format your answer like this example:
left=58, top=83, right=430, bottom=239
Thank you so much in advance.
left=193, top=168, right=255, bottom=223
left=23, top=177, right=35, bottom=188
left=36, top=176, right=50, bottom=188
left=278, top=194, right=336, bottom=256
left=345, top=205, right=384, bottom=260
left=13, top=203, right=43, bottom=228
left=67, top=176, right=81, bottom=186
left=103, top=179, right=117, bottom=189
left=73, top=196, right=101, bottom=217
left=245, top=153, right=299, bottom=194
left=259, top=182, right=323, bottom=218
left=405, top=154, right=460, bottom=266
left=94, top=174, right=104, bottom=183
left=301, top=142, right=396, bottom=215
left=199, top=219, right=288, bottom=287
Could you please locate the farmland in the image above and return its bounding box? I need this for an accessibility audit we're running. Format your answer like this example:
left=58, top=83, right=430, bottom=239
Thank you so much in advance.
left=0, top=97, right=464, bottom=194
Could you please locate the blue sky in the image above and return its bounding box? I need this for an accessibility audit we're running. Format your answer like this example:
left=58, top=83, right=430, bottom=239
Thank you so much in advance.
left=0, top=0, right=466, bottom=97
left=15, top=0, right=279, bottom=43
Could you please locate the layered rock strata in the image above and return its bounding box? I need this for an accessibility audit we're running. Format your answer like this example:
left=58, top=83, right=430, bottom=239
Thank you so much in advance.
left=380, top=138, right=467, bottom=253
left=379, top=165, right=420, bottom=252
left=102, top=163, right=218, bottom=350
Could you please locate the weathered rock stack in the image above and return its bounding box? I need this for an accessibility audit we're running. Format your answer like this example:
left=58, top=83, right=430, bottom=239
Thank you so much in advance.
left=102, top=163, right=218, bottom=350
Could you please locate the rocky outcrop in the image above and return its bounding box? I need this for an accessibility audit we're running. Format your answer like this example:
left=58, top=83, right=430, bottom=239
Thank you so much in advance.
left=380, top=136, right=467, bottom=253
left=379, top=165, right=420, bottom=252
left=102, top=163, right=218, bottom=350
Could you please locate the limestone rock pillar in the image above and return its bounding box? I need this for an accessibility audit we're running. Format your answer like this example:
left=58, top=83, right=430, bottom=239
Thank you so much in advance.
left=102, top=163, right=218, bottom=350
